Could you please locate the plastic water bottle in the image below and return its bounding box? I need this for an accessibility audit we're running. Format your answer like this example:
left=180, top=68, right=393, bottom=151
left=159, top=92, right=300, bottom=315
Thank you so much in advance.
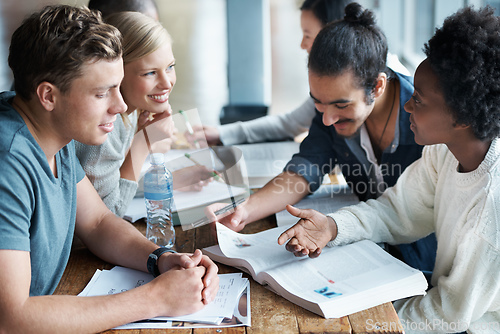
left=144, top=153, right=175, bottom=248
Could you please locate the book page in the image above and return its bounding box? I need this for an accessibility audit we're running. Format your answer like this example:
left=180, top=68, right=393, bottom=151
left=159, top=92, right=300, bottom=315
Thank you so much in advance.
left=233, top=141, right=300, bottom=161
left=233, top=142, right=300, bottom=188
left=214, top=223, right=308, bottom=280
left=261, top=240, right=422, bottom=304
left=124, top=182, right=248, bottom=222
left=171, top=182, right=247, bottom=212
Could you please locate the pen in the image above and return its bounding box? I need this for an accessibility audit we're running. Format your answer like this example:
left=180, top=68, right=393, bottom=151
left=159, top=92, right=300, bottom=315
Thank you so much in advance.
left=184, top=152, right=222, bottom=182
left=179, top=110, right=200, bottom=149
left=185, top=198, right=246, bottom=229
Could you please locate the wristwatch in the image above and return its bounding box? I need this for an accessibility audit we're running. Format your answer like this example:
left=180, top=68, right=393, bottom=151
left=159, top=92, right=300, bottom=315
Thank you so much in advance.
left=147, top=247, right=177, bottom=277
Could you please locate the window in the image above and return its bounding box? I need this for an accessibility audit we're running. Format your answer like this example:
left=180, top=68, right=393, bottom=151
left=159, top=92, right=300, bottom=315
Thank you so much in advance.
left=367, top=0, right=497, bottom=74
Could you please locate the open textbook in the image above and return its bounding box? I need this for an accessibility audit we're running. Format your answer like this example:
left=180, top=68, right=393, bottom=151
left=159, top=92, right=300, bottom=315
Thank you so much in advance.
left=203, top=223, right=428, bottom=319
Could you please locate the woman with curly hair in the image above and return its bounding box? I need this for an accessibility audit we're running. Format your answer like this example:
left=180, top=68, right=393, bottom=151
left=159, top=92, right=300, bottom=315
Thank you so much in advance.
left=278, top=5, right=500, bottom=332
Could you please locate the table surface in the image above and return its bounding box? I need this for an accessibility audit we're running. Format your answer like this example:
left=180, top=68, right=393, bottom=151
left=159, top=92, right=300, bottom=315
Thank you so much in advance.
left=54, top=217, right=405, bottom=334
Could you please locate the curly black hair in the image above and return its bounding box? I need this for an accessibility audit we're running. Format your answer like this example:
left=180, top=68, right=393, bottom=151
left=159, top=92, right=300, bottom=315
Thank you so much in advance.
left=424, top=6, right=500, bottom=140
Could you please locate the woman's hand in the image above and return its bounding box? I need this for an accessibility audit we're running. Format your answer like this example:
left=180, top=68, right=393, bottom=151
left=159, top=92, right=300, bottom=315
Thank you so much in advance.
left=136, top=103, right=173, bottom=133
left=137, top=105, right=177, bottom=154
left=172, top=165, right=214, bottom=192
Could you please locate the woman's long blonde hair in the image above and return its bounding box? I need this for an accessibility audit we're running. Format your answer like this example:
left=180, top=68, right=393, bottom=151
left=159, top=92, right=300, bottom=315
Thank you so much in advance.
left=106, top=11, right=172, bottom=123
left=106, top=11, right=171, bottom=65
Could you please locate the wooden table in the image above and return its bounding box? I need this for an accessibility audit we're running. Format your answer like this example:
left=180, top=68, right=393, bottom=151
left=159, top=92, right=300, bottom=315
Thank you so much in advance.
left=54, top=218, right=404, bottom=334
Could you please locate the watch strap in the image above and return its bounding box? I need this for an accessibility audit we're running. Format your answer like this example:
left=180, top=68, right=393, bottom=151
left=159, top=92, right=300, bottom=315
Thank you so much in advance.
left=147, top=247, right=177, bottom=277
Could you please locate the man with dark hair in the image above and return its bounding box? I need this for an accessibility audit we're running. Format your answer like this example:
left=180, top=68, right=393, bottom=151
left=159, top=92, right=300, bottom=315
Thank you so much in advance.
left=0, top=5, right=218, bottom=333
left=279, top=5, right=500, bottom=332
left=213, top=2, right=435, bottom=277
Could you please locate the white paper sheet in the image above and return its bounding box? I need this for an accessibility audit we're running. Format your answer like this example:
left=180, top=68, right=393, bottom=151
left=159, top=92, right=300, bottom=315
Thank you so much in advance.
left=78, top=266, right=248, bottom=326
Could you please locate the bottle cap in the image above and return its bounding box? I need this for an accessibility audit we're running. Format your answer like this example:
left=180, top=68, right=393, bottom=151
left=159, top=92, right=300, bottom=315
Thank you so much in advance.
left=150, top=153, right=164, bottom=165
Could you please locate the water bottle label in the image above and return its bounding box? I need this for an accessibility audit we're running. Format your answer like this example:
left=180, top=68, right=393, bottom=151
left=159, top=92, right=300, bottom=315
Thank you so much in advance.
left=144, top=192, right=171, bottom=200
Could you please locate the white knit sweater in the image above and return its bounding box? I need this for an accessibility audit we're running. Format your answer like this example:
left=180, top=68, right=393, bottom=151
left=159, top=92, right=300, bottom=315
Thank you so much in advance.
left=327, top=138, right=500, bottom=333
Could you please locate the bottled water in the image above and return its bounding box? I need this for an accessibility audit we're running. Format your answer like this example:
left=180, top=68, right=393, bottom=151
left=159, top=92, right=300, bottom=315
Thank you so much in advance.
left=143, top=153, right=175, bottom=248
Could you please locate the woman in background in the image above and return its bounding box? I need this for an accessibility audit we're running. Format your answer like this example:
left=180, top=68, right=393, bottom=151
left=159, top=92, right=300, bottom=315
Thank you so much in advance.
left=186, top=0, right=408, bottom=146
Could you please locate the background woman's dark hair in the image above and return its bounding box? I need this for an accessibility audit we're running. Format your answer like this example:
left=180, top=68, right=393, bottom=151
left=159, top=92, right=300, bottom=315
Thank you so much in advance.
left=88, top=0, right=159, bottom=19
left=424, top=6, right=500, bottom=140
left=308, top=2, right=389, bottom=104
left=300, top=0, right=352, bottom=26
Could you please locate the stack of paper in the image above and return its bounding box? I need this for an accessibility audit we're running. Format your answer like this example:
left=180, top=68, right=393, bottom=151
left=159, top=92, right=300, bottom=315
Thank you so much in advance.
left=79, top=266, right=250, bottom=329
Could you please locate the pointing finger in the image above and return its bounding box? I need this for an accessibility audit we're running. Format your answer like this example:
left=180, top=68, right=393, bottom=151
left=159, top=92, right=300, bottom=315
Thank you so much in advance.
left=277, top=225, right=299, bottom=245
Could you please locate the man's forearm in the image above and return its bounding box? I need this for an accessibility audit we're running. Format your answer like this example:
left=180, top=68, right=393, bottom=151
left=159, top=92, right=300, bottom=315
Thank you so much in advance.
left=79, top=213, right=156, bottom=273
left=8, top=286, right=155, bottom=334
left=246, top=171, right=310, bottom=223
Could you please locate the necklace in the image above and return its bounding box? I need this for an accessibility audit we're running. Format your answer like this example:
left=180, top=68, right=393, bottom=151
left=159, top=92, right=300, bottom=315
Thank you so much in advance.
left=378, top=81, right=397, bottom=147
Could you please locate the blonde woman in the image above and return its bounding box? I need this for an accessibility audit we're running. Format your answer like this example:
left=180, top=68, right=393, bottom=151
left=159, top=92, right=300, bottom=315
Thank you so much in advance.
left=76, top=11, right=211, bottom=217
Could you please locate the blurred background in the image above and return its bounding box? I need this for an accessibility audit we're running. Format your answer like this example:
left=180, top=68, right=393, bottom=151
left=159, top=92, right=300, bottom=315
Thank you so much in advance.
left=1, top=0, right=499, bottom=127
